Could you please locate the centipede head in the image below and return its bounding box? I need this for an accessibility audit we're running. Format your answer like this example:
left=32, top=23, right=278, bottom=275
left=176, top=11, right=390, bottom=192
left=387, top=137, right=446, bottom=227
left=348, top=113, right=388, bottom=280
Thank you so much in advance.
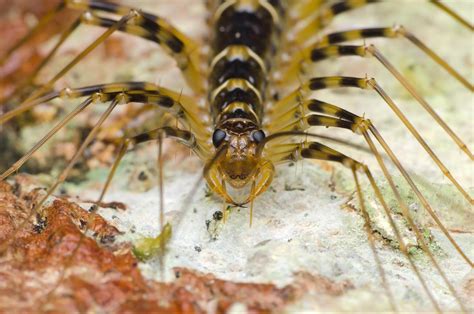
left=205, top=118, right=271, bottom=204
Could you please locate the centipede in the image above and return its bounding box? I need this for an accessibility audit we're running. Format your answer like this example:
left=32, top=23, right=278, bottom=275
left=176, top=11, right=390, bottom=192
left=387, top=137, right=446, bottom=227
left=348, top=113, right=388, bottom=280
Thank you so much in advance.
left=0, top=0, right=472, bottom=312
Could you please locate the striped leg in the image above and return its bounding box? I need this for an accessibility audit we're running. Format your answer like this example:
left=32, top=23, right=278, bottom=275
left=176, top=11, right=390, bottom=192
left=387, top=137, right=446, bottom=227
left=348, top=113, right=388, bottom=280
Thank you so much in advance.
left=264, top=134, right=468, bottom=312
left=289, top=1, right=472, bottom=45
left=1, top=0, right=204, bottom=109
left=289, top=0, right=379, bottom=43
left=281, top=26, right=472, bottom=91
left=271, top=140, right=424, bottom=312
left=0, top=81, right=210, bottom=181
left=265, top=99, right=472, bottom=266
left=274, top=43, right=472, bottom=159
left=67, top=0, right=203, bottom=93
left=271, top=76, right=472, bottom=204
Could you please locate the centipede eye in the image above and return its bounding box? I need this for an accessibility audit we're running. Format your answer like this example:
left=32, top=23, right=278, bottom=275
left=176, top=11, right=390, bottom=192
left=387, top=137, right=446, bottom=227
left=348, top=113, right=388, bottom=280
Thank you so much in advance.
left=212, top=129, right=227, bottom=147
left=251, top=130, right=265, bottom=143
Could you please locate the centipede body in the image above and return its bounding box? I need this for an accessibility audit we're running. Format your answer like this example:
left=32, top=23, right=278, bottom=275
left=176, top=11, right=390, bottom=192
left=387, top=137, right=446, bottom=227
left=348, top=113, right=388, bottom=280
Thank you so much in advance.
left=0, top=0, right=472, bottom=312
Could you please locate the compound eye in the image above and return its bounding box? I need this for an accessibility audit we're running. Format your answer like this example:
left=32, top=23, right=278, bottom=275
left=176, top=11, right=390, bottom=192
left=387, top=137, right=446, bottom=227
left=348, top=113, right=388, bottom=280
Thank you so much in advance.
left=212, top=129, right=227, bottom=147
left=251, top=130, right=265, bottom=143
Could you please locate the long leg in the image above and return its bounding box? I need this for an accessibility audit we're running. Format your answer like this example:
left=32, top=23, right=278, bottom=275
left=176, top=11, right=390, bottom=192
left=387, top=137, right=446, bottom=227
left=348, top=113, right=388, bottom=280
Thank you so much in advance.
left=269, top=140, right=442, bottom=312
left=430, top=0, right=474, bottom=31
left=12, top=10, right=140, bottom=107
left=0, top=81, right=209, bottom=137
left=2, top=1, right=205, bottom=113
left=273, top=43, right=472, bottom=159
left=290, top=1, right=473, bottom=46
left=281, top=26, right=472, bottom=91
left=40, top=125, right=196, bottom=308
left=271, top=76, right=472, bottom=204
left=68, top=0, right=203, bottom=93
left=265, top=98, right=472, bottom=266
left=0, top=82, right=210, bottom=181
left=288, top=0, right=379, bottom=44
left=264, top=133, right=468, bottom=312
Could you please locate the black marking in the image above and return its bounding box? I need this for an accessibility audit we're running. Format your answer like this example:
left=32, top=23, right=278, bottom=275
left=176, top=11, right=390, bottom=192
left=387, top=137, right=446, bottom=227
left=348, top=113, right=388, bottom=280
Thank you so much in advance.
left=331, top=2, right=351, bottom=15
left=158, top=95, right=175, bottom=108
left=361, top=27, right=388, bottom=38
left=214, top=5, right=274, bottom=56
left=87, top=1, right=122, bottom=14
left=210, top=58, right=264, bottom=91
left=301, top=148, right=343, bottom=163
left=327, top=32, right=347, bottom=44
left=340, top=77, right=363, bottom=88
left=307, top=99, right=358, bottom=122
left=338, top=45, right=362, bottom=56
left=310, top=48, right=327, bottom=62
left=306, top=115, right=354, bottom=130
left=213, top=88, right=261, bottom=115
left=166, top=35, right=184, bottom=53
left=308, top=78, right=327, bottom=90
left=134, top=133, right=152, bottom=143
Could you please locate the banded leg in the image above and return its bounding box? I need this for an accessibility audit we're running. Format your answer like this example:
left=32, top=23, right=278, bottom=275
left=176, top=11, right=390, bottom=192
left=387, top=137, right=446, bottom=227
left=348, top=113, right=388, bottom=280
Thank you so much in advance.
left=9, top=9, right=140, bottom=107
left=281, top=26, right=472, bottom=91
left=40, top=126, right=196, bottom=307
left=67, top=0, right=203, bottom=93
left=271, top=140, right=434, bottom=312
left=274, top=43, right=472, bottom=159
left=0, top=81, right=209, bottom=137
left=2, top=0, right=204, bottom=109
left=264, top=135, right=468, bottom=312
left=0, top=82, right=210, bottom=181
left=265, top=98, right=472, bottom=266
left=3, top=4, right=203, bottom=103
left=289, top=0, right=379, bottom=43
left=290, top=1, right=473, bottom=45
left=272, top=76, right=472, bottom=204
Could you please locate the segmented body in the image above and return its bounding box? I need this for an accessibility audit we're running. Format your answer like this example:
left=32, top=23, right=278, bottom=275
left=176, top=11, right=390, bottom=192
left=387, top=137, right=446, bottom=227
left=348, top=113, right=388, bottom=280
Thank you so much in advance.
left=0, top=1, right=472, bottom=313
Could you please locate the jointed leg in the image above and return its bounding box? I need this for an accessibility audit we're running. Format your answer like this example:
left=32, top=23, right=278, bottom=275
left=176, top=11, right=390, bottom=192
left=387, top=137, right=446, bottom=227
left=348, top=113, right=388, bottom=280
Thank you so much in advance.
left=272, top=140, right=414, bottom=312
left=282, top=26, right=472, bottom=91
left=267, top=137, right=467, bottom=312
left=17, top=9, right=140, bottom=107
left=266, top=96, right=472, bottom=265
left=2, top=0, right=204, bottom=109
left=273, top=43, right=472, bottom=159
left=68, top=0, right=203, bottom=93
left=271, top=76, right=472, bottom=204
left=289, top=0, right=379, bottom=44
left=0, top=82, right=209, bottom=181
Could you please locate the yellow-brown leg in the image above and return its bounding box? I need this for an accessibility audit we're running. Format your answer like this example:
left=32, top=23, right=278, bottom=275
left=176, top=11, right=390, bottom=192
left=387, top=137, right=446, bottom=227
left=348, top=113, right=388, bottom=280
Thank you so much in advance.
left=281, top=26, right=472, bottom=91
left=0, top=82, right=210, bottom=181
left=267, top=137, right=467, bottom=312
left=270, top=76, right=472, bottom=204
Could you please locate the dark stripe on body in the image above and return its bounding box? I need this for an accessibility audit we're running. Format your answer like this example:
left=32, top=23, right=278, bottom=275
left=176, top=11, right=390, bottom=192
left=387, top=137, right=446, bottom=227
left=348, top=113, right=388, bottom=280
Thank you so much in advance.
left=210, top=2, right=280, bottom=127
